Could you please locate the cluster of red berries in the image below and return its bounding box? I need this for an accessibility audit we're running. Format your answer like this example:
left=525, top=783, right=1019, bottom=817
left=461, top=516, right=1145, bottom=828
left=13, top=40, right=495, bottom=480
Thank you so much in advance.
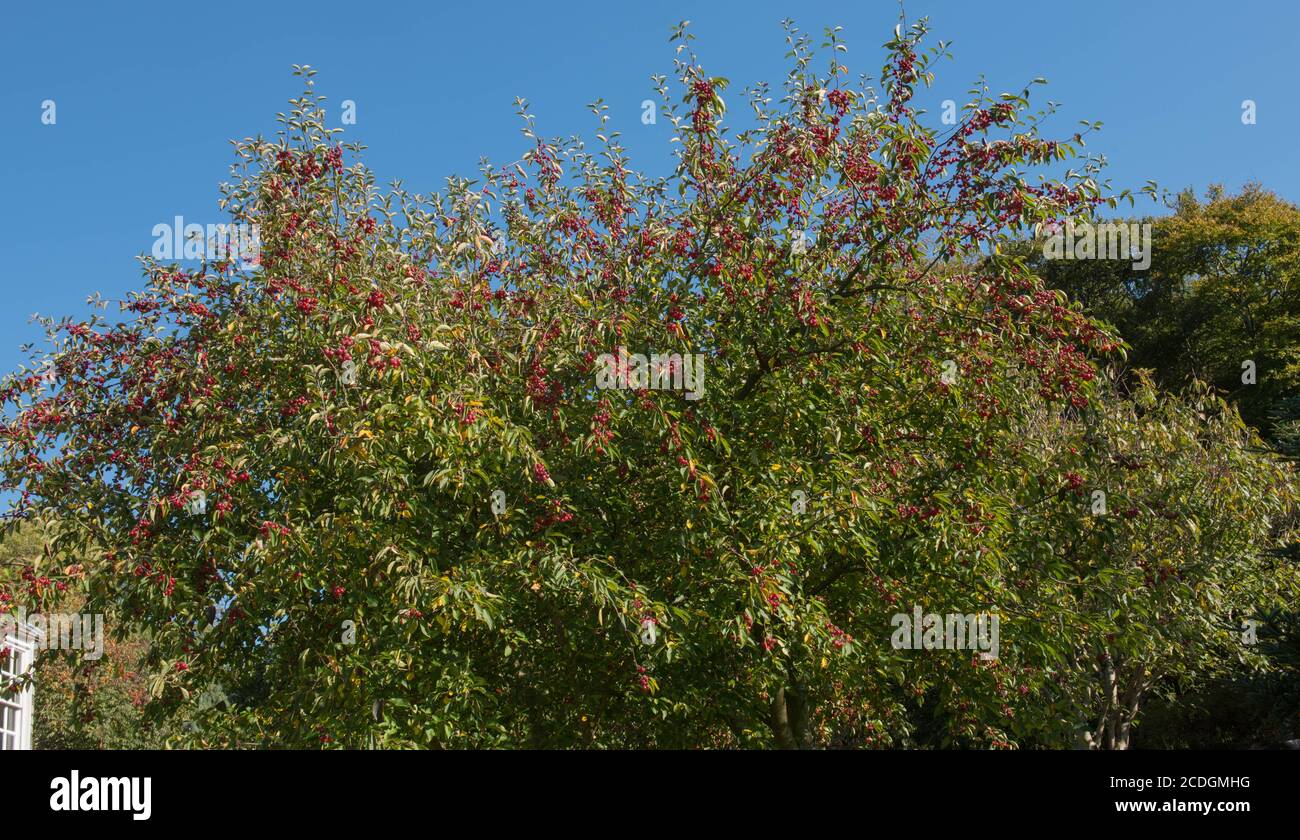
left=258, top=521, right=291, bottom=538
left=532, top=509, right=574, bottom=533
left=896, top=503, right=940, bottom=520
left=825, top=621, right=853, bottom=649
left=280, top=394, right=309, bottom=417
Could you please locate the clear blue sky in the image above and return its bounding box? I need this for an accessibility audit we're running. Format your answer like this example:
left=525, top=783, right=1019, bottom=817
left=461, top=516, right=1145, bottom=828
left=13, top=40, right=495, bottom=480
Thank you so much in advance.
left=0, top=0, right=1296, bottom=379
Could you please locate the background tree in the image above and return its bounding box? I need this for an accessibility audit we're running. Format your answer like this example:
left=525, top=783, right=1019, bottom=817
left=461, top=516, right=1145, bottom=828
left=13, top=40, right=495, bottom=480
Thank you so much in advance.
left=1030, top=184, right=1300, bottom=450
left=1003, top=376, right=1297, bottom=749
left=0, top=525, right=176, bottom=748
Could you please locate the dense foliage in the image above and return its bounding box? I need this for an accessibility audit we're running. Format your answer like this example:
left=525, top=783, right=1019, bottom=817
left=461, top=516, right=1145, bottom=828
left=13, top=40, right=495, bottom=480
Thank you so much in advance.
left=2, top=19, right=1296, bottom=748
left=1027, top=184, right=1300, bottom=748
left=1030, top=184, right=1300, bottom=452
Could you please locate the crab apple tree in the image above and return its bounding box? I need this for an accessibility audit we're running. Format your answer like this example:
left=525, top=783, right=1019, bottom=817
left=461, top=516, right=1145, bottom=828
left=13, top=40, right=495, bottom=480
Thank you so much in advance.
left=2, top=21, right=1165, bottom=747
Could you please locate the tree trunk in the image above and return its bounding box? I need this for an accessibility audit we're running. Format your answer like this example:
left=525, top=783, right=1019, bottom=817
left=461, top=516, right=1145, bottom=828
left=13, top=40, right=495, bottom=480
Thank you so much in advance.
left=768, top=687, right=798, bottom=749
left=768, top=680, right=812, bottom=749
left=1094, top=663, right=1144, bottom=750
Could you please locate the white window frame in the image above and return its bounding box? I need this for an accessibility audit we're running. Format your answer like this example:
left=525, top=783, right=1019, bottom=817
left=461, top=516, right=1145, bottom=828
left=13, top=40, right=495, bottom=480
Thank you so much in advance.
left=1, top=622, right=40, bottom=750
